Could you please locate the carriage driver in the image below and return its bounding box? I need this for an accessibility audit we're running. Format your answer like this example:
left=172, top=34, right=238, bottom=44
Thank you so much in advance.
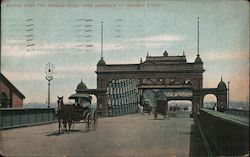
left=80, top=96, right=92, bottom=118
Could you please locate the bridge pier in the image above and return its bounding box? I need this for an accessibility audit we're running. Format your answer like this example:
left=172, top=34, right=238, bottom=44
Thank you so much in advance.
left=192, top=93, right=203, bottom=115
left=216, top=92, right=227, bottom=112
left=97, top=94, right=108, bottom=116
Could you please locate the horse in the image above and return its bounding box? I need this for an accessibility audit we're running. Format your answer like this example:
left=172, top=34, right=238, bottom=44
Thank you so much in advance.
left=57, top=96, right=74, bottom=133
left=142, top=105, right=152, bottom=115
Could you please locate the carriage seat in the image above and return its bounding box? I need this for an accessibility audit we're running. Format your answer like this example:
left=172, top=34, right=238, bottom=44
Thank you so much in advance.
left=74, top=104, right=91, bottom=118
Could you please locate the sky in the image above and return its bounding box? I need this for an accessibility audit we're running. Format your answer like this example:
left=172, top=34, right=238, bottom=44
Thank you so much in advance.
left=1, top=0, right=249, bottom=104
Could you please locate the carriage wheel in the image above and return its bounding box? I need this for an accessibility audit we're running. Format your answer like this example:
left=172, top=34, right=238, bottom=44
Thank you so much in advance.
left=91, top=111, right=98, bottom=131
left=85, top=113, right=92, bottom=131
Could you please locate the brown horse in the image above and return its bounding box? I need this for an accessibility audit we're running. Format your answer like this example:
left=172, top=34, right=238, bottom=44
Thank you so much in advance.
left=57, top=96, right=74, bottom=133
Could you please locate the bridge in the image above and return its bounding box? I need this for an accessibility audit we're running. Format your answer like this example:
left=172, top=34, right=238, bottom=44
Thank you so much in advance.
left=0, top=108, right=249, bottom=156
left=0, top=52, right=248, bottom=157
left=83, top=51, right=228, bottom=117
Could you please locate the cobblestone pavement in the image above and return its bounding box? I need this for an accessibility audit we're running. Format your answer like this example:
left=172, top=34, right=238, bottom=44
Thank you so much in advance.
left=0, top=111, right=207, bottom=157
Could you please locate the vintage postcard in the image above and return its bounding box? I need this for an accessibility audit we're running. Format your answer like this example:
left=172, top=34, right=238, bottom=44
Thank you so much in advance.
left=0, top=0, right=249, bottom=157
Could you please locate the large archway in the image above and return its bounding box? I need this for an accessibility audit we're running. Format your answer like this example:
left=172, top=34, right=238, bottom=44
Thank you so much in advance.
left=96, top=52, right=204, bottom=116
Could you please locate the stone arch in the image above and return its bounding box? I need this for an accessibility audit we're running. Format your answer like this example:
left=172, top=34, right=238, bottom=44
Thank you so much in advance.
left=198, top=88, right=227, bottom=112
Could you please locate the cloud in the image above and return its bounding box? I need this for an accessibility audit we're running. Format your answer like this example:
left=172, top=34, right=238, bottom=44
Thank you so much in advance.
left=131, top=34, right=185, bottom=42
left=2, top=65, right=96, bottom=81
left=203, top=51, right=249, bottom=61
left=56, top=65, right=95, bottom=73
left=2, top=34, right=185, bottom=58
left=55, top=65, right=96, bottom=78
left=2, top=40, right=52, bottom=57
left=3, top=71, right=44, bottom=81
left=2, top=39, right=126, bottom=57
left=203, top=71, right=249, bottom=101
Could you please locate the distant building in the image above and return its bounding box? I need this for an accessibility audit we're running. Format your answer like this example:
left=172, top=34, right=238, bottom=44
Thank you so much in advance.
left=0, top=73, right=25, bottom=108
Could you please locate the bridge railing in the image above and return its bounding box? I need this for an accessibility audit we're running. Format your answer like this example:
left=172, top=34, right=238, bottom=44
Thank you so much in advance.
left=196, top=108, right=249, bottom=156
left=0, top=108, right=56, bottom=129
left=225, top=108, right=249, bottom=117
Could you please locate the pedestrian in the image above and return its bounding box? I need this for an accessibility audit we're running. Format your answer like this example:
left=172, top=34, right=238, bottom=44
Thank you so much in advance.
left=220, top=105, right=225, bottom=112
left=138, top=104, right=143, bottom=114
left=212, top=103, right=217, bottom=111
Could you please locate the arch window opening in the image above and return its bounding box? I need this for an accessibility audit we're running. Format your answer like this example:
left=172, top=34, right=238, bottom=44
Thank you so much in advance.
left=0, top=92, right=9, bottom=108
left=203, top=94, right=217, bottom=110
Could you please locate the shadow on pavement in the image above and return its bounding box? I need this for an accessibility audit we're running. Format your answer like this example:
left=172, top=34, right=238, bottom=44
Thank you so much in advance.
left=147, top=118, right=169, bottom=120
left=189, top=121, right=208, bottom=157
left=46, top=129, right=85, bottom=136
left=0, top=151, right=5, bottom=157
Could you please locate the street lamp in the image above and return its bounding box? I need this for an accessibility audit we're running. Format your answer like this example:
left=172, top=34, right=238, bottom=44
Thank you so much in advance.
left=45, top=63, right=54, bottom=108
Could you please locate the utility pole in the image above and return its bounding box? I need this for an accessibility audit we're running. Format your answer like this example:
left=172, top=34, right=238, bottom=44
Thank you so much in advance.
left=0, top=9, right=2, bottom=74
left=228, top=81, right=230, bottom=109
left=101, top=21, right=103, bottom=59
left=197, top=17, right=200, bottom=56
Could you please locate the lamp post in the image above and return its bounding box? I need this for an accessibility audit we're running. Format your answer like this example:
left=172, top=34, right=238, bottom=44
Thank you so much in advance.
left=45, top=63, right=54, bottom=108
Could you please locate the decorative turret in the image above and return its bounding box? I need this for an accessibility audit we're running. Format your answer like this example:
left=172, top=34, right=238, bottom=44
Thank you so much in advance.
left=194, top=54, right=203, bottom=64
left=163, top=50, right=168, bottom=56
left=76, top=79, right=87, bottom=91
left=97, top=57, right=106, bottom=66
left=69, top=79, right=91, bottom=103
left=217, top=76, right=227, bottom=89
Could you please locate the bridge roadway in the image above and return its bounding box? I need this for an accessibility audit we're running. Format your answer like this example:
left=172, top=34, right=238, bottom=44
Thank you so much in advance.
left=0, top=111, right=207, bottom=157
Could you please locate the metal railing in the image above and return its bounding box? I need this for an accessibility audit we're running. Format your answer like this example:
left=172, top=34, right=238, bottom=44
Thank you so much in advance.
left=225, top=109, right=249, bottom=117
left=197, top=109, right=249, bottom=156
left=0, top=108, right=56, bottom=129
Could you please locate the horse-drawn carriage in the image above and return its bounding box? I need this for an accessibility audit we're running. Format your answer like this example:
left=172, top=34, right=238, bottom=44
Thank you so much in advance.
left=154, top=100, right=168, bottom=119
left=140, top=99, right=153, bottom=115
left=57, top=94, right=98, bottom=133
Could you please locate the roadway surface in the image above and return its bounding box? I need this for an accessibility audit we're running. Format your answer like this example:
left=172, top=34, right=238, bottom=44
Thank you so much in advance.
left=0, top=111, right=207, bottom=157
